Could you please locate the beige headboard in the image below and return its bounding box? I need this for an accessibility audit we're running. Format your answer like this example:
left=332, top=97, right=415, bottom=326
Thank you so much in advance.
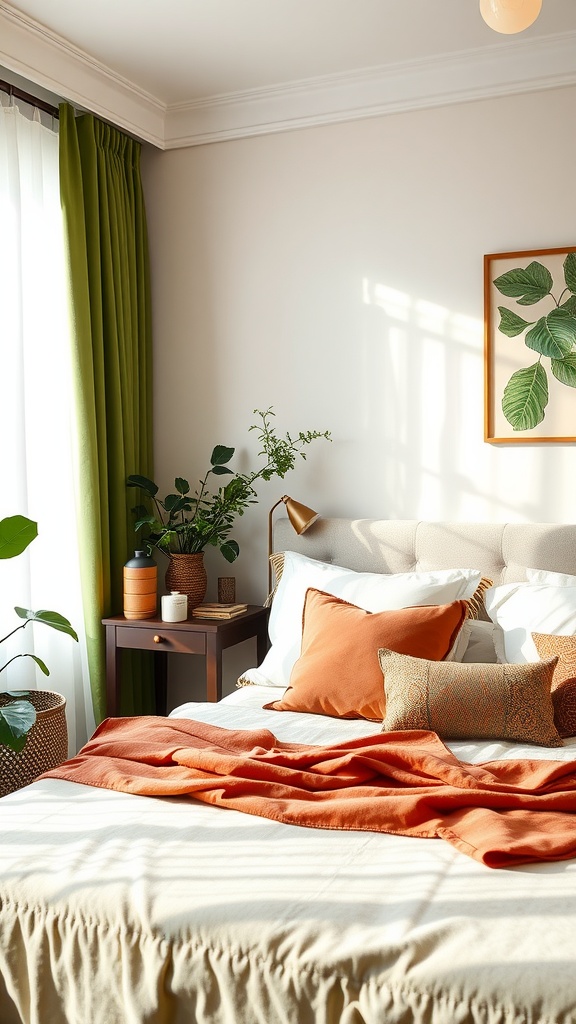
left=273, top=518, right=576, bottom=586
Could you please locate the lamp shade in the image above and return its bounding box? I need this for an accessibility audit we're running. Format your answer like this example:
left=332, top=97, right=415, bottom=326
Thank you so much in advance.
left=479, top=0, right=542, bottom=34
left=283, top=497, right=320, bottom=536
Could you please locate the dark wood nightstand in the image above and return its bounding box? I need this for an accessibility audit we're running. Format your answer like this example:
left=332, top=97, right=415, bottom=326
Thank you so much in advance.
left=102, top=606, right=269, bottom=716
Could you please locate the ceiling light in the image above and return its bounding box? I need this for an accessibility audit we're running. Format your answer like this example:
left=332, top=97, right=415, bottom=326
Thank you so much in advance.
left=479, top=0, right=542, bottom=34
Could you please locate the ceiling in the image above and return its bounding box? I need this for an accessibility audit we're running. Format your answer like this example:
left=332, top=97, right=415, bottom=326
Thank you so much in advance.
left=2, top=0, right=576, bottom=148
left=5, top=0, right=576, bottom=103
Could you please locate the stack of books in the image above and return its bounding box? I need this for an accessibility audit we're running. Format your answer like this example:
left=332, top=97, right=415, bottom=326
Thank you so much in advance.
left=192, top=602, right=248, bottom=620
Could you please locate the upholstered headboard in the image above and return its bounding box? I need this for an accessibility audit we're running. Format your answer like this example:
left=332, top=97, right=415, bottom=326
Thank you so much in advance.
left=273, top=519, right=576, bottom=586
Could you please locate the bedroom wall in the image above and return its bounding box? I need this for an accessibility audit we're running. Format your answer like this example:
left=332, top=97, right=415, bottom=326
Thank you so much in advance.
left=141, top=84, right=576, bottom=702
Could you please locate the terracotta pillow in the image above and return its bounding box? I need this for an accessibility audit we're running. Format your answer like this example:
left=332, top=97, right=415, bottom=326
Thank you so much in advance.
left=532, top=632, right=576, bottom=737
left=263, top=588, right=468, bottom=721
left=379, top=649, right=562, bottom=747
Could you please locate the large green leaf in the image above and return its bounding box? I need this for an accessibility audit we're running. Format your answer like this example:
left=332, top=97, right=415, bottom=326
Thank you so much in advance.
left=25, top=654, right=50, bottom=676
left=564, top=252, right=576, bottom=294
left=502, top=362, right=548, bottom=431
left=0, top=720, right=27, bottom=752
left=497, top=307, right=533, bottom=338
left=210, top=445, right=234, bottom=466
left=2, top=656, right=47, bottom=677
left=220, top=540, right=240, bottom=563
left=14, top=608, right=79, bottom=641
left=0, top=699, right=36, bottom=751
left=126, top=474, right=158, bottom=497
left=133, top=514, right=160, bottom=532
left=551, top=353, right=576, bottom=388
left=0, top=515, right=37, bottom=560
left=174, top=477, right=190, bottom=495
left=525, top=309, right=576, bottom=359
left=164, top=493, right=189, bottom=514
left=493, top=262, right=552, bottom=305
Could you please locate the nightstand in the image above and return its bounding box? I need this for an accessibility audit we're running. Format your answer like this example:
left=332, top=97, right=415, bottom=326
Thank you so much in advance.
left=102, top=606, right=269, bottom=716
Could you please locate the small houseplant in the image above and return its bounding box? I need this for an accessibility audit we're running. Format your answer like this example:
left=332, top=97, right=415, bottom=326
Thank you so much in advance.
left=0, top=514, right=78, bottom=754
left=127, top=407, right=331, bottom=606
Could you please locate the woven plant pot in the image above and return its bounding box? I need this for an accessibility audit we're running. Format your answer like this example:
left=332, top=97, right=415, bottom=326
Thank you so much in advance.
left=165, top=552, right=207, bottom=615
left=0, top=689, right=68, bottom=797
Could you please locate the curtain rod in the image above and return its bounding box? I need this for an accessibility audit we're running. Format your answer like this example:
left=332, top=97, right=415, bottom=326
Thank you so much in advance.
left=0, top=79, right=59, bottom=119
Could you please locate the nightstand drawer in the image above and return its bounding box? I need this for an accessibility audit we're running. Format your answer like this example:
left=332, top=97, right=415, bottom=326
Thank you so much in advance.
left=115, top=626, right=206, bottom=656
left=103, top=606, right=269, bottom=714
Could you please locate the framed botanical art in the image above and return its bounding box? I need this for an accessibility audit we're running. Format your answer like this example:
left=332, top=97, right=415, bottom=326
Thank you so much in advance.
left=484, top=245, right=576, bottom=443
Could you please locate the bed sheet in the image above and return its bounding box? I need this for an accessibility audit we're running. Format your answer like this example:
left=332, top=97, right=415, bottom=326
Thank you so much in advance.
left=0, top=688, right=575, bottom=1024
left=172, top=684, right=576, bottom=763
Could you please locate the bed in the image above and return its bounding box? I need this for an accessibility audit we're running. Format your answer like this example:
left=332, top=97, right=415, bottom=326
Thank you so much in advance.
left=2, top=518, right=576, bottom=1024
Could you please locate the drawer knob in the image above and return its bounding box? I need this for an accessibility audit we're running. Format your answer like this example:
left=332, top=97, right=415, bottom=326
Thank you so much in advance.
left=153, top=634, right=165, bottom=644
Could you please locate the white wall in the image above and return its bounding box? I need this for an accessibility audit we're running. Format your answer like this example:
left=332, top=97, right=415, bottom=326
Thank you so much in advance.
left=142, top=85, right=576, bottom=701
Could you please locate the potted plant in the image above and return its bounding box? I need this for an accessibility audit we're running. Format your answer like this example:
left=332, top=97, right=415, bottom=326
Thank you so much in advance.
left=0, top=515, right=78, bottom=791
left=127, top=407, right=331, bottom=607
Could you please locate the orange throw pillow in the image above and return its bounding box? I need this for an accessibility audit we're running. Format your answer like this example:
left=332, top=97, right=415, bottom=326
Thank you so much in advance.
left=532, top=632, right=576, bottom=737
left=263, top=588, right=468, bottom=721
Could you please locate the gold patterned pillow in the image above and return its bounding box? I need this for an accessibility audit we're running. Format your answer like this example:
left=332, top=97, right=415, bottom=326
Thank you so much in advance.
left=379, top=648, right=562, bottom=747
left=532, top=633, right=576, bottom=738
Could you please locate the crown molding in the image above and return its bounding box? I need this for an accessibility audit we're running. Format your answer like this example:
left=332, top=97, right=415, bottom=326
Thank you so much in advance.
left=164, top=31, right=576, bottom=148
left=1, top=1, right=575, bottom=151
left=0, top=2, right=165, bottom=146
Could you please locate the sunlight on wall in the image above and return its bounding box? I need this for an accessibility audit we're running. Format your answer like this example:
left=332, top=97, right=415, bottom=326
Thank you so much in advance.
left=362, top=277, right=488, bottom=521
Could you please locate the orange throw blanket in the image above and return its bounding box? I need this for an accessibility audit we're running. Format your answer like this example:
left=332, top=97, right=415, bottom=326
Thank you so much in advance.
left=43, top=716, right=576, bottom=868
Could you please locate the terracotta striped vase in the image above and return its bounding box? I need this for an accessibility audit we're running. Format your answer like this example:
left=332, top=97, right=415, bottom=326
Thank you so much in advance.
left=123, top=550, right=158, bottom=620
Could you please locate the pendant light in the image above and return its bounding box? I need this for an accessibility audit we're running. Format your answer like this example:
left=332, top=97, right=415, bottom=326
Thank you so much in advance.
left=479, top=0, right=542, bottom=34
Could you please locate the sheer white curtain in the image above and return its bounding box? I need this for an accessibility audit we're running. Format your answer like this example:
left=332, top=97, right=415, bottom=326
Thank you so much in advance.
left=0, top=94, right=94, bottom=753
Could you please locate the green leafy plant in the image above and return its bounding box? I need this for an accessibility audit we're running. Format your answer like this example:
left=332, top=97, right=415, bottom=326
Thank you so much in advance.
left=128, top=407, right=331, bottom=562
left=494, top=253, right=576, bottom=431
left=0, top=515, right=79, bottom=752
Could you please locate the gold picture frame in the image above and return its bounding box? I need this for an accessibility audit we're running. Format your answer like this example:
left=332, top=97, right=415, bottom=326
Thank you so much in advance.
left=484, top=245, right=576, bottom=443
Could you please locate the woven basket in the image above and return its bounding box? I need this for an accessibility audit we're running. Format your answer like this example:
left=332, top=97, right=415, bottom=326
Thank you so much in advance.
left=165, top=552, right=208, bottom=614
left=0, top=690, right=68, bottom=797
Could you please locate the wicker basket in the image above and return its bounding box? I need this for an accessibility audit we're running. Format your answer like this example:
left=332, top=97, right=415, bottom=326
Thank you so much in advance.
left=0, top=690, right=68, bottom=797
left=165, top=552, right=208, bottom=614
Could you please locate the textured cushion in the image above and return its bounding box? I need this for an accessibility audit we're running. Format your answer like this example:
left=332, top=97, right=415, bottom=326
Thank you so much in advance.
left=379, top=649, right=562, bottom=747
left=532, top=633, right=576, bottom=738
left=240, top=550, right=486, bottom=688
left=263, top=589, right=469, bottom=721
left=485, top=582, right=576, bottom=663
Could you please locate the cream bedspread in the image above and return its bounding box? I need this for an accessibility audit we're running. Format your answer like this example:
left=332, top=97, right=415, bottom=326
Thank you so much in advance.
left=1, top=686, right=576, bottom=1024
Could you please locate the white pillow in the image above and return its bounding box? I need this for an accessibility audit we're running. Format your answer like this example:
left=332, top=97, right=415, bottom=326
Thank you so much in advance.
left=461, top=620, right=498, bottom=664
left=527, top=568, right=576, bottom=587
left=240, top=551, right=483, bottom=688
left=485, top=582, right=576, bottom=664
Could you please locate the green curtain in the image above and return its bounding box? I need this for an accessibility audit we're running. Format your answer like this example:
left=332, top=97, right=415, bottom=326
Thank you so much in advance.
left=59, top=103, right=154, bottom=721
